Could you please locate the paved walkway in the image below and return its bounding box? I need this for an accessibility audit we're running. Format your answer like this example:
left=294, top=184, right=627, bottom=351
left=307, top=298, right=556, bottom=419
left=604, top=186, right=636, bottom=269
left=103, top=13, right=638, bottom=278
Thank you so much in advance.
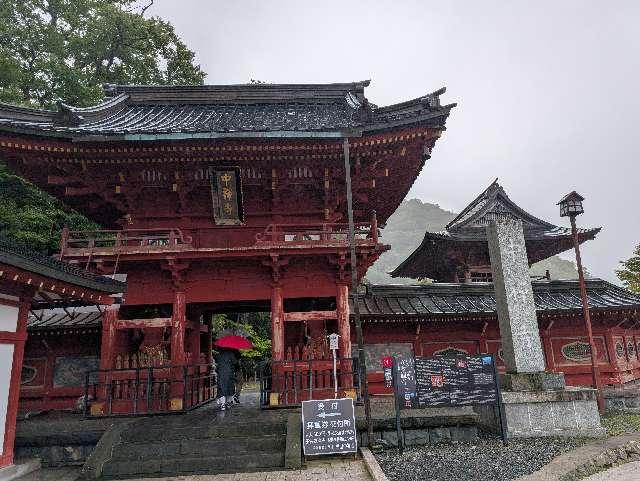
left=14, top=466, right=80, bottom=481
left=14, top=459, right=372, bottom=481
left=584, top=460, right=640, bottom=481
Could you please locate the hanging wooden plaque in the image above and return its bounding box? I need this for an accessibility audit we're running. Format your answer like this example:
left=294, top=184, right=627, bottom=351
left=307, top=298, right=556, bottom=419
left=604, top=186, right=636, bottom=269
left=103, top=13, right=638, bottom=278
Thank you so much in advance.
left=209, top=167, right=244, bottom=225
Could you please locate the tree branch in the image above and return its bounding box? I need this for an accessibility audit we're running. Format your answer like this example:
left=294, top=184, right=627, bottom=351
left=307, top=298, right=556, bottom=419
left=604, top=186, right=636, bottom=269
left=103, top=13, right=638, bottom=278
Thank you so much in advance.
left=140, top=0, right=154, bottom=15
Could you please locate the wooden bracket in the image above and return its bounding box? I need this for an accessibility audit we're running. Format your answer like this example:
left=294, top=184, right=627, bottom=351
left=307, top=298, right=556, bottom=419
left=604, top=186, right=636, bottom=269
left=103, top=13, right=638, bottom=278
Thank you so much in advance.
left=262, top=254, right=289, bottom=284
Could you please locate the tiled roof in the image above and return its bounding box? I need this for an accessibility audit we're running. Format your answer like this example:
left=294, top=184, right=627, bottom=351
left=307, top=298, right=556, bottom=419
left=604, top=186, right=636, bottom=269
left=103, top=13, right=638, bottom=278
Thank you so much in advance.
left=351, top=279, right=640, bottom=320
left=0, top=237, right=125, bottom=294
left=0, top=82, right=454, bottom=139
left=28, top=306, right=103, bottom=331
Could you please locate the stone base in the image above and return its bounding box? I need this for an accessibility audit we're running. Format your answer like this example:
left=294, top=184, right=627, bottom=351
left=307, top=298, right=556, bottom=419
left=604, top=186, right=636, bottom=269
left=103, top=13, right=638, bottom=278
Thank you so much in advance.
left=0, top=459, right=40, bottom=481
left=358, top=425, right=478, bottom=448
left=605, top=382, right=640, bottom=411
left=501, top=387, right=605, bottom=438
left=501, top=371, right=566, bottom=391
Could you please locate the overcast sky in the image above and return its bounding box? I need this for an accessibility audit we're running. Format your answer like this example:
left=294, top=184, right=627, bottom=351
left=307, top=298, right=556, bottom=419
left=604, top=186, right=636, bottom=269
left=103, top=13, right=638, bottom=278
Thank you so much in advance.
left=150, top=0, right=639, bottom=283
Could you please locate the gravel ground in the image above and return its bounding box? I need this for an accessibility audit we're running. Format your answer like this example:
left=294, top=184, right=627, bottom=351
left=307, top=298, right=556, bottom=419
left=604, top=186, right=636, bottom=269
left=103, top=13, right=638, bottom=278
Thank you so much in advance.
left=375, top=436, right=585, bottom=481
left=601, top=411, right=640, bottom=436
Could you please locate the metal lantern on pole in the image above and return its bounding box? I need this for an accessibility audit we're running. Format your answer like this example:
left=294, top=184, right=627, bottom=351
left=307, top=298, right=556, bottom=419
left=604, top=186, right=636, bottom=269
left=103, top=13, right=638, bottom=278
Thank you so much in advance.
left=557, top=191, right=605, bottom=413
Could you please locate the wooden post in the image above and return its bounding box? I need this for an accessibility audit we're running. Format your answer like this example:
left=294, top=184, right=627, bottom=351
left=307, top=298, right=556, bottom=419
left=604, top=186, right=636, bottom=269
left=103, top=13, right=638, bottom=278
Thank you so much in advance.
left=206, top=321, right=213, bottom=366
left=0, top=299, right=29, bottom=468
left=343, top=138, right=373, bottom=441
left=94, top=307, right=118, bottom=415
left=100, top=307, right=119, bottom=371
left=570, top=215, right=605, bottom=413
left=171, top=291, right=186, bottom=365
left=271, top=285, right=284, bottom=362
left=337, top=284, right=353, bottom=389
left=270, top=285, right=284, bottom=405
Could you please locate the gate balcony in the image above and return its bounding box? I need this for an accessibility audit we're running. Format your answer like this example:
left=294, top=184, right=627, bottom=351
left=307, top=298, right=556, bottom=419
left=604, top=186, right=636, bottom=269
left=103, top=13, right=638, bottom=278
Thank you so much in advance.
left=58, top=212, right=380, bottom=260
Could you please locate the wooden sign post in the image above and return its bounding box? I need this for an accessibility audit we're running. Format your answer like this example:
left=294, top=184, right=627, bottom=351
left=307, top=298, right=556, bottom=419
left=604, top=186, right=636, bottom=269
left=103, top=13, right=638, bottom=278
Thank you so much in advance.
left=301, top=398, right=357, bottom=456
left=328, top=333, right=339, bottom=399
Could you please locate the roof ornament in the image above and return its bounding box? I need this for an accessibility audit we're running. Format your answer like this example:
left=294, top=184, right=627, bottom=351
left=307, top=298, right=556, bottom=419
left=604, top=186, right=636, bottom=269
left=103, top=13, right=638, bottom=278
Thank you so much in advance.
left=103, top=83, right=118, bottom=97
left=347, top=91, right=374, bottom=123
left=421, top=87, right=446, bottom=109
left=53, top=102, right=84, bottom=127
left=345, top=91, right=362, bottom=110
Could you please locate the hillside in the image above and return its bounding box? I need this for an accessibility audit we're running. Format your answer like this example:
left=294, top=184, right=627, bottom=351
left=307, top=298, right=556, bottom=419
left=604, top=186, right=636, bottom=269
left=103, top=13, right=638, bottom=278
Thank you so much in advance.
left=366, top=198, right=579, bottom=284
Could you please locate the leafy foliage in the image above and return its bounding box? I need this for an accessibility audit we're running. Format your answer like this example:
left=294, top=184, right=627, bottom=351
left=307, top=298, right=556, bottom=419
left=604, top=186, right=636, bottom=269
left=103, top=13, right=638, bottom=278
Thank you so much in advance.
left=0, top=162, right=97, bottom=252
left=0, top=1, right=206, bottom=251
left=0, top=0, right=206, bottom=108
left=211, top=313, right=272, bottom=362
left=617, top=244, right=640, bottom=293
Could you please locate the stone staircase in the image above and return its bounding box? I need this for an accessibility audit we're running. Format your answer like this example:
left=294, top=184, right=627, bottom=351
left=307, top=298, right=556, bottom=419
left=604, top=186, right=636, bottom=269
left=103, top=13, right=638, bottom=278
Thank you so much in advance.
left=85, top=394, right=290, bottom=479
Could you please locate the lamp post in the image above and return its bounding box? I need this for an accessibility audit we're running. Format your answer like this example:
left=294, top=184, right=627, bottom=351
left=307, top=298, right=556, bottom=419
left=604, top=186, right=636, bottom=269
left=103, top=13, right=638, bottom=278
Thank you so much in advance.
left=557, top=191, right=605, bottom=413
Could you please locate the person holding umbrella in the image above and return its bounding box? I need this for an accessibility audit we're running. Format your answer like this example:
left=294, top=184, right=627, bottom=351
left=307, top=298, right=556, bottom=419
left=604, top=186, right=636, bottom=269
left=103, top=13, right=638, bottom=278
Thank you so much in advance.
left=214, top=329, right=252, bottom=410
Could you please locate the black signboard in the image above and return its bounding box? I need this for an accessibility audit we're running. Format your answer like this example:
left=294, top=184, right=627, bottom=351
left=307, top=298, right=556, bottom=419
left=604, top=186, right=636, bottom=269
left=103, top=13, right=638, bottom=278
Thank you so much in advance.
left=414, top=354, right=497, bottom=407
left=395, top=354, right=418, bottom=409
left=301, top=398, right=357, bottom=456
left=390, top=353, right=507, bottom=445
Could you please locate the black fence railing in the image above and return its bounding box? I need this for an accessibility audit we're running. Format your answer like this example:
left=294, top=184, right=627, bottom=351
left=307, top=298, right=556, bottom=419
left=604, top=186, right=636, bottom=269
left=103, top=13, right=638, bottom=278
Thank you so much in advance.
left=258, top=357, right=361, bottom=408
left=83, top=364, right=216, bottom=417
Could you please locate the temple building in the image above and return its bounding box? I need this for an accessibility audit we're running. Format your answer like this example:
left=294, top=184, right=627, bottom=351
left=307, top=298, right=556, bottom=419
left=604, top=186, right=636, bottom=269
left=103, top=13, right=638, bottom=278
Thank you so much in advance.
left=0, top=81, right=455, bottom=412
left=390, top=180, right=601, bottom=282
left=358, top=182, right=640, bottom=392
left=0, top=238, right=123, bottom=471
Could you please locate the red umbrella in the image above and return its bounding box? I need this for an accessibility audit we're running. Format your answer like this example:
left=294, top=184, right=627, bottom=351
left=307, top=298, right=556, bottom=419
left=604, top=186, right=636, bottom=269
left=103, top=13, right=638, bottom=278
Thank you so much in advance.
left=215, top=335, right=253, bottom=350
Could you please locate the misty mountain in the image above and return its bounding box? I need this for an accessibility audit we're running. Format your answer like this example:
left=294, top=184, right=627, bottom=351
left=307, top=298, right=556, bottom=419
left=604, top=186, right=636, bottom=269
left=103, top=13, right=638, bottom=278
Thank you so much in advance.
left=366, top=198, right=580, bottom=284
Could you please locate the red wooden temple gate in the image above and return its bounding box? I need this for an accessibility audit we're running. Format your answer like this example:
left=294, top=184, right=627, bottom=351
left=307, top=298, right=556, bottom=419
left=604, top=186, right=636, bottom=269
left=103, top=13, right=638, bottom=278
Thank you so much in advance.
left=0, top=81, right=454, bottom=411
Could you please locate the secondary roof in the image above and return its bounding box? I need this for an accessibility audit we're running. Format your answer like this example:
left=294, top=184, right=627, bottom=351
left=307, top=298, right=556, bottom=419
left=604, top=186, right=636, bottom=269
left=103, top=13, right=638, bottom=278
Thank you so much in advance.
left=391, top=180, right=600, bottom=281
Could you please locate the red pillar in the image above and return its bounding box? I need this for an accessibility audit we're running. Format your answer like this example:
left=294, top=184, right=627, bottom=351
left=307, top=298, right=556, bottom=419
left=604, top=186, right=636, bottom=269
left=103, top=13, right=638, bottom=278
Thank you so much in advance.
left=169, top=291, right=187, bottom=409
left=270, top=285, right=284, bottom=405
left=94, top=307, right=118, bottom=415
left=337, top=284, right=354, bottom=389
left=271, top=285, right=284, bottom=362
left=205, top=324, right=213, bottom=366
left=190, top=326, right=200, bottom=366
left=0, top=300, right=29, bottom=468
left=171, top=291, right=186, bottom=365
left=99, top=307, right=119, bottom=371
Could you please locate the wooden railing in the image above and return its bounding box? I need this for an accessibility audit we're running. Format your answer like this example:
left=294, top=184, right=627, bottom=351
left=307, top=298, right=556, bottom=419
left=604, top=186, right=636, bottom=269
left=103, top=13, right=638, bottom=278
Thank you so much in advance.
left=84, top=363, right=215, bottom=417
left=255, top=212, right=379, bottom=245
left=60, top=227, right=193, bottom=256
left=258, top=358, right=361, bottom=407
left=59, top=211, right=380, bottom=257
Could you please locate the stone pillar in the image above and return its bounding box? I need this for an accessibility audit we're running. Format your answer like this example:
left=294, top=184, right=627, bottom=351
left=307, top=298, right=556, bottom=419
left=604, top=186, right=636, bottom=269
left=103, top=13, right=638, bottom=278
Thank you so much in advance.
left=484, top=219, right=603, bottom=439
left=336, top=284, right=354, bottom=389
left=487, top=218, right=545, bottom=374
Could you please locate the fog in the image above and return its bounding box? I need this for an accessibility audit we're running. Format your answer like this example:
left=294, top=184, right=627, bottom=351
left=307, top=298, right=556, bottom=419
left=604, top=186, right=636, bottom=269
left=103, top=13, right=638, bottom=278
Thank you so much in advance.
left=150, top=0, right=640, bottom=283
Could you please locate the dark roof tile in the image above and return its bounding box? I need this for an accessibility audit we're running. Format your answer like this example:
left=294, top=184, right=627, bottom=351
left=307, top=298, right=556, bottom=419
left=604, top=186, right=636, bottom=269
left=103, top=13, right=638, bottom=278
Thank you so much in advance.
left=352, top=279, right=640, bottom=319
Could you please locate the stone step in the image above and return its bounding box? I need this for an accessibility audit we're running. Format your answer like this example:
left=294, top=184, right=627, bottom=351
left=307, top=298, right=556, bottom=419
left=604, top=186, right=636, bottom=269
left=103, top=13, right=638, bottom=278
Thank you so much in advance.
left=101, top=452, right=285, bottom=479
left=111, top=434, right=286, bottom=461
left=119, top=420, right=286, bottom=442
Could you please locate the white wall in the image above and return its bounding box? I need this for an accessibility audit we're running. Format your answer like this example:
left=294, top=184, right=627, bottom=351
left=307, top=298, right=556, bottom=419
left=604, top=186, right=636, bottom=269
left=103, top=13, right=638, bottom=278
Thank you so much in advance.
left=0, top=344, right=15, bottom=456
left=0, top=305, right=18, bottom=333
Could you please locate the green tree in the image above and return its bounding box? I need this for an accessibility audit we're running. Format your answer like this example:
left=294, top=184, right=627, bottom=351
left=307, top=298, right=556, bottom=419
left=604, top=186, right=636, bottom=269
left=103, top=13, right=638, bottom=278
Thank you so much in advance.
left=0, top=0, right=206, bottom=108
left=617, top=244, right=640, bottom=293
left=0, top=1, right=206, bottom=251
left=0, top=163, right=98, bottom=252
